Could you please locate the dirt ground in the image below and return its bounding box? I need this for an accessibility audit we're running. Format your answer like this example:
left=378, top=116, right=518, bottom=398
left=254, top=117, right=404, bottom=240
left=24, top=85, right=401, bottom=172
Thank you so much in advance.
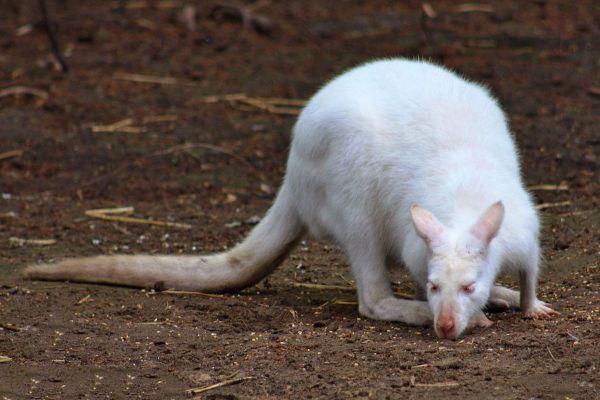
left=0, top=1, right=598, bottom=399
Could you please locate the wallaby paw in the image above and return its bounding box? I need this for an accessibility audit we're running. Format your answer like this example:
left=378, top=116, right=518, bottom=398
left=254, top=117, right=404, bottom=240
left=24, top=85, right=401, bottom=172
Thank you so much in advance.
left=523, top=300, right=560, bottom=319
left=468, top=312, right=494, bottom=330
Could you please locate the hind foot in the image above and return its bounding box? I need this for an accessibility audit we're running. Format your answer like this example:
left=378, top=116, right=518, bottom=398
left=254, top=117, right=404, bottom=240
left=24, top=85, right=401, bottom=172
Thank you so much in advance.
left=523, top=300, right=560, bottom=319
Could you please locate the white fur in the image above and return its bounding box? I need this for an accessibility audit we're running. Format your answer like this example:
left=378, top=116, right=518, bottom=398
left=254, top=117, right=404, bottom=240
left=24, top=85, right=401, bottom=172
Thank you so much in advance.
left=24, top=59, right=558, bottom=338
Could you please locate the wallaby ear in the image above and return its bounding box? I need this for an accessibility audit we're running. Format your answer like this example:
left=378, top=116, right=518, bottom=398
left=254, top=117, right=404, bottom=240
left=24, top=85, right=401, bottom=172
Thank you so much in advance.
left=410, top=204, right=446, bottom=246
left=469, top=201, right=505, bottom=247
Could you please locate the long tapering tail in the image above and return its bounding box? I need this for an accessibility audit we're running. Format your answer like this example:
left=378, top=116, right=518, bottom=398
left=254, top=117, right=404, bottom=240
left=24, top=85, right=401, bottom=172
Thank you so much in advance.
left=23, top=185, right=305, bottom=292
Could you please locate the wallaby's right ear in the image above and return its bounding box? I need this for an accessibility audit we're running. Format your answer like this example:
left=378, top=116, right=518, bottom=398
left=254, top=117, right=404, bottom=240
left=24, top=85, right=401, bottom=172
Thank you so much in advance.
left=410, top=204, right=446, bottom=247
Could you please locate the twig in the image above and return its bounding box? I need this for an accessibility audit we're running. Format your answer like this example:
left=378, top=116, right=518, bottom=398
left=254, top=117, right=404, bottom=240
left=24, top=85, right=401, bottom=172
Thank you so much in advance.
left=420, top=3, right=435, bottom=45
left=332, top=299, right=358, bottom=305
left=95, top=126, right=145, bottom=133
left=546, top=346, right=557, bottom=362
left=112, top=0, right=181, bottom=9
left=9, top=237, right=56, bottom=246
left=0, top=356, right=12, bottom=363
left=535, top=201, right=572, bottom=210
left=112, top=223, right=132, bottom=235
left=85, top=207, right=192, bottom=229
left=249, top=0, right=272, bottom=11
left=91, top=118, right=138, bottom=133
left=142, top=114, right=178, bottom=123
left=252, top=97, right=306, bottom=107
left=335, top=273, right=354, bottom=286
left=37, top=0, right=69, bottom=73
left=394, top=291, right=415, bottom=300
left=421, top=3, right=437, bottom=18
left=558, top=209, right=593, bottom=217
left=314, top=300, right=330, bottom=309
left=414, top=381, right=460, bottom=387
left=528, top=183, right=569, bottom=191
left=179, top=5, right=198, bottom=32
left=292, top=282, right=355, bottom=291
left=198, top=93, right=247, bottom=103
left=210, top=2, right=274, bottom=36
left=76, top=294, right=93, bottom=304
left=0, top=323, right=21, bottom=332
left=292, top=282, right=414, bottom=299
left=0, top=212, right=17, bottom=219
left=0, top=86, right=49, bottom=105
left=114, top=72, right=180, bottom=85
left=133, top=18, right=157, bottom=30
left=158, top=142, right=255, bottom=171
left=86, top=213, right=191, bottom=229
left=185, top=376, right=255, bottom=396
left=197, top=93, right=305, bottom=115
left=237, top=96, right=301, bottom=115
left=161, top=289, right=224, bottom=299
left=455, top=3, right=494, bottom=13
left=87, top=206, right=134, bottom=215
left=91, top=115, right=178, bottom=133
left=413, top=363, right=432, bottom=368
left=0, top=149, right=24, bottom=161
left=80, top=141, right=254, bottom=187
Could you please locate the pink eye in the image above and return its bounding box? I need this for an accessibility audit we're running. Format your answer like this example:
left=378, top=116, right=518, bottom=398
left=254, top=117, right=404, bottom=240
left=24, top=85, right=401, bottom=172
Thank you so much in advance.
left=430, top=284, right=439, bottom=293
left=463, top=283, right=475, bottom=294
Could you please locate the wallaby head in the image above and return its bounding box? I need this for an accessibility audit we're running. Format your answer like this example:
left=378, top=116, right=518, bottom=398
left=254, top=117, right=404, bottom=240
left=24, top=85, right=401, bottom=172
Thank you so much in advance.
left=410, top=201, right=505, bottom=339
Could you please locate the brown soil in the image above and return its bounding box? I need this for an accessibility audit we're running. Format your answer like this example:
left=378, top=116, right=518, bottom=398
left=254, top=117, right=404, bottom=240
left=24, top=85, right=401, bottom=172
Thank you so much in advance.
left=0, top=1, right=598, bottom=399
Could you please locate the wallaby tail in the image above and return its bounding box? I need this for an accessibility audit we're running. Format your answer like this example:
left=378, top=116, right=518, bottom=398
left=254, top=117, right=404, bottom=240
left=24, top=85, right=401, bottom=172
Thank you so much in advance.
left=23, top=185, right=305, bottom=292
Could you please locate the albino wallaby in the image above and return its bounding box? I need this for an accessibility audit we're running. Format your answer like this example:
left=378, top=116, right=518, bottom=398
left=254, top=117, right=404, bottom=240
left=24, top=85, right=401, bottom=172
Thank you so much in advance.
left=25, top=59, right=559, bottom=339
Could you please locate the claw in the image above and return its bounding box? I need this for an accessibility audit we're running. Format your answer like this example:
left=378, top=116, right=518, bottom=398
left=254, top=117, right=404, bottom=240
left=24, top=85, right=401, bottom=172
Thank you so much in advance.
left=523, top=300, right=560, bottom=319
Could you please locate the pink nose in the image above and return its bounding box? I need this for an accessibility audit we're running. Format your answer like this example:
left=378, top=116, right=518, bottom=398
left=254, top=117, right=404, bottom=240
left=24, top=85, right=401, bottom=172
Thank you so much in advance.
left=436, top=317, right=456, bottom=338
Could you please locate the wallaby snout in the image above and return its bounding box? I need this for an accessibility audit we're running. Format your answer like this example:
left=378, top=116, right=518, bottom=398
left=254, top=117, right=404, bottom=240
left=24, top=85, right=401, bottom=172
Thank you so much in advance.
left=436, top=313, right=457, bottom=339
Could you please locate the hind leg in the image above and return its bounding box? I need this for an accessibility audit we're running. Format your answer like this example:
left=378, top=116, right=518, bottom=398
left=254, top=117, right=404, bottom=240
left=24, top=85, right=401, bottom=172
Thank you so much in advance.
left=347, top=243, right=432, bottom=326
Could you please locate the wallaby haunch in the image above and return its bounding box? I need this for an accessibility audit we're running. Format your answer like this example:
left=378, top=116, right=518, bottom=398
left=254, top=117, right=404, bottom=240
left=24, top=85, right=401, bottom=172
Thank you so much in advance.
left=25, top=59, right=559, bottom=339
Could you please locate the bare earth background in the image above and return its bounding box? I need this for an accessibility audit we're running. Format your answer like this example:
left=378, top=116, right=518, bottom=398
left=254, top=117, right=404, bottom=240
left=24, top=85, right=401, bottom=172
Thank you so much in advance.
left=0, top=1, right=598, bottom=399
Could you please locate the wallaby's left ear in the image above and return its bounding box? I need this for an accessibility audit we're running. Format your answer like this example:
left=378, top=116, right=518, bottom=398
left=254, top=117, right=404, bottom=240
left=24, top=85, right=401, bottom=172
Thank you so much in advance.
left=469, top=201, right=504, bottom=246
